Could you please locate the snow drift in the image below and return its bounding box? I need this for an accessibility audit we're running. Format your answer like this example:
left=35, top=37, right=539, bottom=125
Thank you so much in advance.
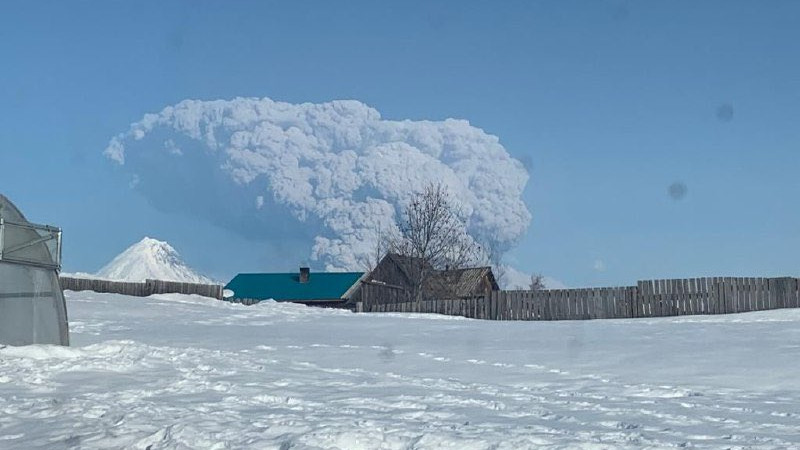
left=104, top=98, right=531, bottom=271
left=0, top=291, right=798, bottom=449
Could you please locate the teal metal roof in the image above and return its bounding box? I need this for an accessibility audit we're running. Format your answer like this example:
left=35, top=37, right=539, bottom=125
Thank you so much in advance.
left=225, top=272, right=364, bottom=302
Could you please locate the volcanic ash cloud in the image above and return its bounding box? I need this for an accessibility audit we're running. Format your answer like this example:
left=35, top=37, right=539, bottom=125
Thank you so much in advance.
left=104, top=97, right=531, bottom=271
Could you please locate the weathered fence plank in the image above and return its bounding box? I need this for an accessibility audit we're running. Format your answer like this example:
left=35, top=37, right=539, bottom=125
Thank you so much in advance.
left=60, top=276, right=223, bottom=299
left=358, top=276, right=800, bottom=321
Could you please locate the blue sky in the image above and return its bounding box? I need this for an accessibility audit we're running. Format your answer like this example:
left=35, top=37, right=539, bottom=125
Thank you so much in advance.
left=1, top=1, right=798, bottom=286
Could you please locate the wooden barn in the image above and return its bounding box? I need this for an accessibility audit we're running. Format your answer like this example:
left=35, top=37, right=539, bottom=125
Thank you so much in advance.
left=360, top=253, right=499, bottom=305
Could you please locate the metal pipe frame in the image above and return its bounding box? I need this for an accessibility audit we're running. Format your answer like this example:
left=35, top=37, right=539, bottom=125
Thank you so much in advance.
left=0, top=219, right=5, bottom=261
left=0, top=219, right=62, bottom=270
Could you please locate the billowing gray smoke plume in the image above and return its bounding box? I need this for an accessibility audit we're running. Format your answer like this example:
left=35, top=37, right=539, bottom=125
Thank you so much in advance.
left=105, top=98, right=531, bottom=271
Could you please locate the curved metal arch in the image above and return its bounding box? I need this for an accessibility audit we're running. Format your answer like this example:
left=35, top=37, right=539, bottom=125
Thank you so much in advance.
left=0, top=194, right=26, bottom=223
left=0, top=193, right=69, bottom=346
left=0, top=195, right=62, bottom=270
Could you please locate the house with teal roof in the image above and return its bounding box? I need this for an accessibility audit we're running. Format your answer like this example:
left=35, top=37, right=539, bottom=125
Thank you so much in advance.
left=224, top=267, right=365, bottom=307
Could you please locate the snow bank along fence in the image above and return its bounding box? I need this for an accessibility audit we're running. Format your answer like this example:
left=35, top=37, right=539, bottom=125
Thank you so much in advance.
left=359, top=277, right=800, bottom=320
left=59, top=277, right=224, bottom=300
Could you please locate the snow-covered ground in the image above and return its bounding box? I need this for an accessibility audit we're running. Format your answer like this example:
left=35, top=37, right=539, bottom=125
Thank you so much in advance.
left=2, top=292, right=799, bottom=449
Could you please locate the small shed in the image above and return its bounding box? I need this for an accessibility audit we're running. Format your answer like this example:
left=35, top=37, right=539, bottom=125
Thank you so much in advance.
left=0, top=194, right=69, bottom=346
left=225, top=267, right=364, bottom=307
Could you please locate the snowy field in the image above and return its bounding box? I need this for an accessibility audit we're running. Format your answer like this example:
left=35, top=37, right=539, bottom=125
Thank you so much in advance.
left=2, top=292, right=799, bottom=449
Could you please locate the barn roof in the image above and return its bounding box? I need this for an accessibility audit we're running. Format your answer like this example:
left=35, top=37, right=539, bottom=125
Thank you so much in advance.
left=427, top=267, right=498, bottom=298
left=225, top=271, right=364, bottom=302
left=369, top=253, right=498, bottom=299
left=380, top=253, right=433, bottom=284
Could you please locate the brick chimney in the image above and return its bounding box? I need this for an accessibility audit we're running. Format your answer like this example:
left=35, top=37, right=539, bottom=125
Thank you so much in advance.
left=299, top=267, right=310, bottom=283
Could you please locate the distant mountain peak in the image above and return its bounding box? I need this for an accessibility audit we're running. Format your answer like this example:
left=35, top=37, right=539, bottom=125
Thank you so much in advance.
left=95, top=237, right=213, bottom=284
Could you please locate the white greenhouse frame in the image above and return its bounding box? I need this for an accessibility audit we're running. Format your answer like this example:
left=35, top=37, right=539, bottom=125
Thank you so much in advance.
left=0, top=194, right=69, bottom=346
left=0, top=218, right=62, bottom=270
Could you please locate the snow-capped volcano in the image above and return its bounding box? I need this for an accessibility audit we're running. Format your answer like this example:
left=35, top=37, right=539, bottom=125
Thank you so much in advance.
left=95, top=237, right=213, bottom=284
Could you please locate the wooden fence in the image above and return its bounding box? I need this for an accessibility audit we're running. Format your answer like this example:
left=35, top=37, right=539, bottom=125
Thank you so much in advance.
left=59, top=277, right=224, bottom=300
left=359, top=277, right=800, bottom=320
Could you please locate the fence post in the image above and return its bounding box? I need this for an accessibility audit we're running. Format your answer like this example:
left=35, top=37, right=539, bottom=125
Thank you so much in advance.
left=710, top=277, right=718, bottom=314
left=635, top=281, right=644, bottom=318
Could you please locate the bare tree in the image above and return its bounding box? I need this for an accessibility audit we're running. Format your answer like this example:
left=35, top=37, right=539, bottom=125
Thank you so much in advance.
left=529, top=273, right=546, bottom=291
left=390, top=182, right=481, bottom=303
left=476, top=232, right=507, bottom=288
left=492, top=264, right=507, bottom=289
left=361, top=222, right=395, bottom=273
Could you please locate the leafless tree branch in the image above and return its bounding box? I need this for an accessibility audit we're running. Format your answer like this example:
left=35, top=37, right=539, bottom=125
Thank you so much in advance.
left=389, top=182, right=481, bottom=302
left=529, top=273, right=546, bottom=291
